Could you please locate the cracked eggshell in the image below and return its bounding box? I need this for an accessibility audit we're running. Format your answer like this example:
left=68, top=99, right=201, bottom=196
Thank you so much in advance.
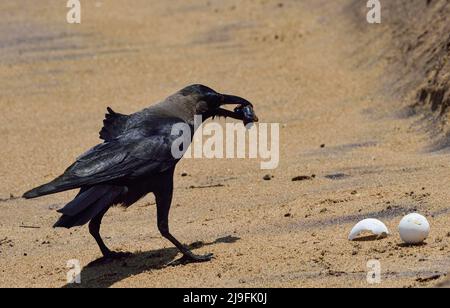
left=398, top=213, right=430, bottom=244
left=348, top=219, right=390, bottom=241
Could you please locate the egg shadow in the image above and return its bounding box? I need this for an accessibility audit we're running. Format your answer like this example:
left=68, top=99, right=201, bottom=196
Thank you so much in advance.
left=397, top=242, right=428, bottom=248
left=62, top=235, right=240, bottom=288
left=352, top=235, right=388, bottom=242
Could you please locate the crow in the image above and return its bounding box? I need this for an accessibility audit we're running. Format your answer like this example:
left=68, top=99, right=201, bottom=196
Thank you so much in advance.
left=23, top=84, right=258, bottom=265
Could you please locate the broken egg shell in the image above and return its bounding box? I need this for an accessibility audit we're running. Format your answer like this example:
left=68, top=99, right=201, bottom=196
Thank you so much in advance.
left=398, top=213, right=430, bottom=244
left=348, top=218, right=390, bottom=241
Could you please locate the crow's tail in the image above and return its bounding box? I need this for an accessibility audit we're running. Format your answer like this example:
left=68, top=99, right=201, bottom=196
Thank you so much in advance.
left=54, top=185, right=125, bottom=229
left=23, top=178, right=68, bottom=199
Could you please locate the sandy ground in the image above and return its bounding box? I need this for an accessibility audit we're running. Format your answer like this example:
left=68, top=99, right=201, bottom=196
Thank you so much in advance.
left=0, top=0, right=449, bottom=288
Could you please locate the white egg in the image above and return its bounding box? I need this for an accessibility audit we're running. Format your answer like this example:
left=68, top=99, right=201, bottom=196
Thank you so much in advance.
left=348, top=219, right=389, bottom=241
left=398, top=213, right=430, bottom=244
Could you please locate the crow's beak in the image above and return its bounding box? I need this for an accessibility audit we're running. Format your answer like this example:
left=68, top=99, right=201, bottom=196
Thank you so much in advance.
left=213, top=94, right=259, bottom=125
left=221, top=94, right=252, bottom=107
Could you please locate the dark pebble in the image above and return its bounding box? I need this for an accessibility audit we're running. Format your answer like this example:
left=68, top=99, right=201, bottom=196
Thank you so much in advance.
left=292, top=175, right=313, bottom=182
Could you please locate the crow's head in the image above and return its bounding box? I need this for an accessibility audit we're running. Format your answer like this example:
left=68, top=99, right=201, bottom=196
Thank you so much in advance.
left=179, top=84, right=259, bottom=125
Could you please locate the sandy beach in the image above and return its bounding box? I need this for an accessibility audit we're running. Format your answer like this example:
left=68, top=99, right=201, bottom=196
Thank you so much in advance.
left=0, top=0, right=449, bottom=288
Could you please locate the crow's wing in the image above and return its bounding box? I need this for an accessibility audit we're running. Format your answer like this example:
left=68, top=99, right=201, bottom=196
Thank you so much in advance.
left=99, top=107, right=130, bottom=141
left=23, top=118, right=187, bottom=198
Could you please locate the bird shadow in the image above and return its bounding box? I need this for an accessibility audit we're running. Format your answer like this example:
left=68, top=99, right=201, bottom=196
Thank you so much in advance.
left=62, top=235, right=240, bottom=288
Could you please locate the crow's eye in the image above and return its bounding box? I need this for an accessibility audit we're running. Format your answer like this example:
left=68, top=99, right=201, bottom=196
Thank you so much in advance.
left=204, top=94, right=222, bottom=109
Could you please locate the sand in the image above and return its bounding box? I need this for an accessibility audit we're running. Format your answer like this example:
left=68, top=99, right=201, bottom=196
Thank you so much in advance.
left=0, top=0, right=449, bottom=288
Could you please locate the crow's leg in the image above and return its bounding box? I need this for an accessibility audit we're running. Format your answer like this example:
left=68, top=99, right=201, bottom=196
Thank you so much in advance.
left=154, top=178, right=213, bottom=266
left=89, top=207, right=130, bottom=259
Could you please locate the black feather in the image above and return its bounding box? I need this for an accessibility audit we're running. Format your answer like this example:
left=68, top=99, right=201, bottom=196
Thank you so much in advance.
left=54, top=185, right=124, bottom=228
left=99, top=107, right=130, bottom=141
left=57, top=185, right=111, bottom=216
